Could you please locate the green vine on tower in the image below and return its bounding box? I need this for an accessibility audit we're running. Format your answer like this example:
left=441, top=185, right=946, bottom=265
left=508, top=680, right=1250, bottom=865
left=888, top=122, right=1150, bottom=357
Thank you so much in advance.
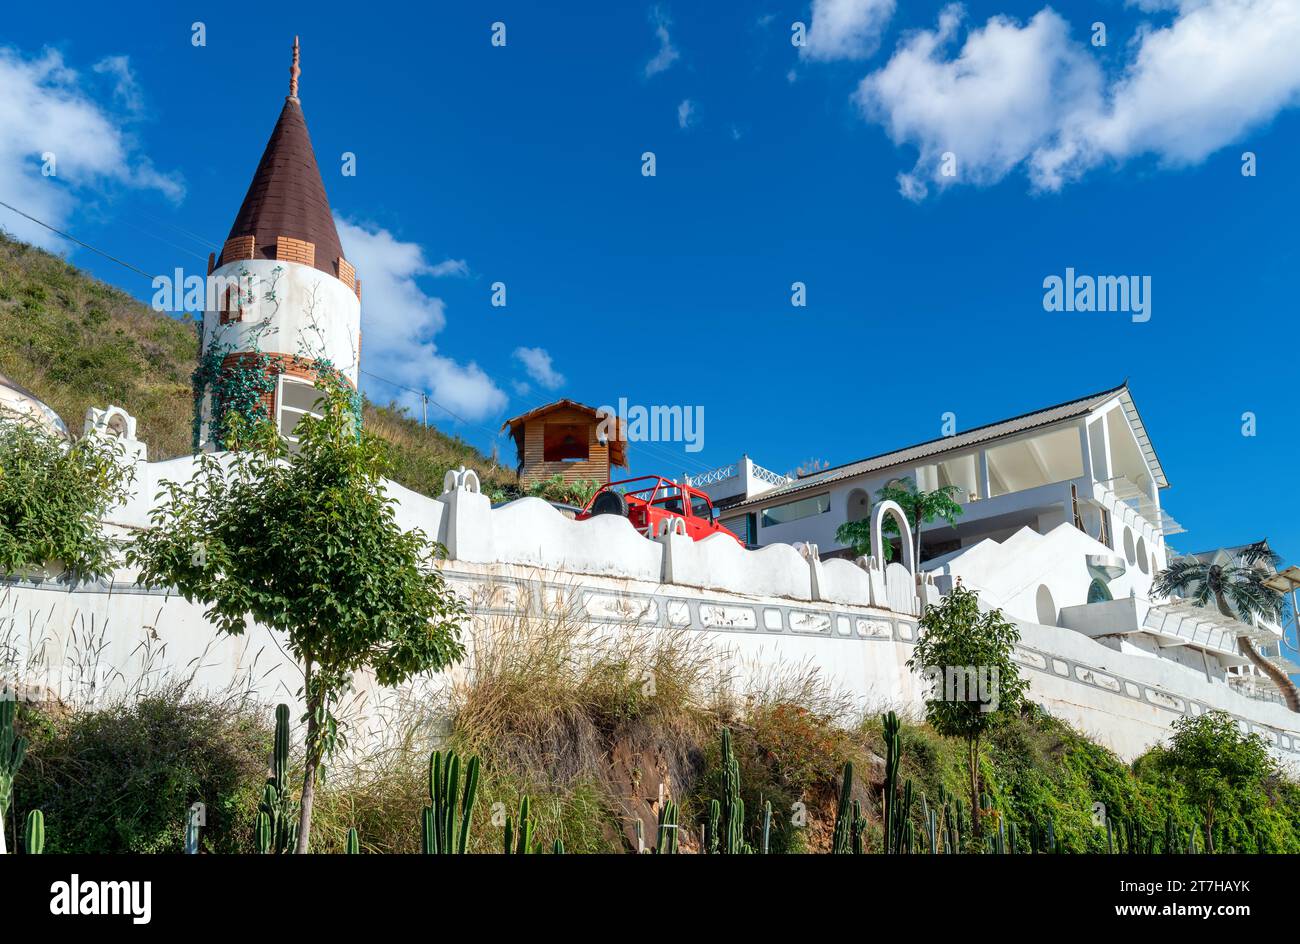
left=190, top=265, right=360, bottom=451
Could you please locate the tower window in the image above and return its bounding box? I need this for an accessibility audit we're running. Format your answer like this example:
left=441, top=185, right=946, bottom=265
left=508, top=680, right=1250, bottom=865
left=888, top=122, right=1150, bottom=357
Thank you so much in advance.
left=278, top=376, right=325, bottom=451
left=220, top=286, right=242, bottom=325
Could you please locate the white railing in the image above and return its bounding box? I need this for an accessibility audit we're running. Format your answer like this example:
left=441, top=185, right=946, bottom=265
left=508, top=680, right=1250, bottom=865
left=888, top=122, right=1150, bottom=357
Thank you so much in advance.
left=1100, top=475, right=1184, bottom=536
left=752, top=464, right=792, bottom=487
left=687, top=464, right=738, bottom=488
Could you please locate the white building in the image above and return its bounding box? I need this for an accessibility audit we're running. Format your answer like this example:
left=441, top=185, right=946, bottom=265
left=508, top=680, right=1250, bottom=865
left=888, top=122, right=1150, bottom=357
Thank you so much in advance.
left=691, top=383, right=1297, bottom=705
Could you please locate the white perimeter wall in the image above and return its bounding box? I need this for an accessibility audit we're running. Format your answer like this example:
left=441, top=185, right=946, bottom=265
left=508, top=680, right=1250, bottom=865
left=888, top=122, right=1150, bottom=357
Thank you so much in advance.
left=7, top=460, right=1298, bottom=767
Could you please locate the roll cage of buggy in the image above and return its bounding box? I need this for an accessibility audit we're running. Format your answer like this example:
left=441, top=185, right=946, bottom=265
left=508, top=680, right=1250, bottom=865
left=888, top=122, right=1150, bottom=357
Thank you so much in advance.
left=575, top=476, right=743, bottom=545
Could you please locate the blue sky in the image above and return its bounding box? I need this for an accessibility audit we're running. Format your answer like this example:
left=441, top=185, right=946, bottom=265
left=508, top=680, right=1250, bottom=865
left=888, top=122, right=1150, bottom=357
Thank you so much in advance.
left=1, top=0, right=1298, bottom=565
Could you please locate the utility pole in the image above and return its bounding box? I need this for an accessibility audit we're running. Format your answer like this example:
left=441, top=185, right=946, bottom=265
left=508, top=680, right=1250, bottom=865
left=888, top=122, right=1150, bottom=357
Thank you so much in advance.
left=422, top=393, right=428, bottom=427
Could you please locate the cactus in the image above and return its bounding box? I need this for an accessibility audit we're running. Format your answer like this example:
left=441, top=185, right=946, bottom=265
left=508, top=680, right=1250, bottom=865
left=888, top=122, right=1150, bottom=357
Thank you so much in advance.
left=719, top=728, right=750, bottom=854
left=1106, top=814, right=1114, bottom=853
left=553, top=839, right=565, bottom=854
left=938, top=785, right=960, bottom=854
left=421, top=749, right=480, bottom=854
left=655, top=801, right=679, bottom=854
left=254, top=811, right=272, bottom=854
left=24, top=809, right=43, bottom=854
left=704, top=729, right=751, bottom=854
left=921, top=792, right=938, bottom=854
left=877, top=712, right=917, bottom=854
left=345, top=827, right=360, bottom=854
left=760, top=800, right=772, bottom=855
left=503, top=796, right=538, bottom=854
left=896, top=779, right=914, bottom=854
left=255, top=704, right=299, bottom=854
left=831, top=761, right=855, bottom=854
left=882, top=712, right=901, bottom=854
left=1007, top=819, right=1017, bottom=854
left=0, top=699, right=27, bottom=855
left=850, top=800, right=866, bottom=855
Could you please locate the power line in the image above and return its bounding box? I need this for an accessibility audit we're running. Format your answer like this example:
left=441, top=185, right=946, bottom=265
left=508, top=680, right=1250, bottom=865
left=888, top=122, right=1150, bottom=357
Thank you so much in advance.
left=358, top=366, right=722, bottom=475
left=359, top=368, right=503, bottom=440
left=129, top=208, right=221, bottom=253
left=0, top=199, right=718, bottom=473
left=115, top=216, right=211, bottom=265
left=0, top=200, right=474, bottom=436
left=0, top=199, right=159, bottom=281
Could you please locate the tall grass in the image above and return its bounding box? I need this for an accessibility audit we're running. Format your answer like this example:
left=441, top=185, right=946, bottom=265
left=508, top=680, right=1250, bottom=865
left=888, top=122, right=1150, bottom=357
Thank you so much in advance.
left=309, top=585, right=878, bottom=852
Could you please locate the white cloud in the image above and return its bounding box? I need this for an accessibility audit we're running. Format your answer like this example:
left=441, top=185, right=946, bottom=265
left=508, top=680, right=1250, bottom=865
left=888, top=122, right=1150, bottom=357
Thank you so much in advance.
left=427, top=258, right=468, bottom=277
left=801, top=0, right=897, bottom=62
left=677, top=99, right=697, bottom=129
left=856, top=0, right=1300, bottom=198
left=645, top=6, right=681, bottom=77
left=512, top=346, right=565, bottom=390
left=1037, top=0, right=1300, bottom=188
left=0, top=47, right=183, bottom=250
left=1125, top=0, right=1181, bottom=10
left=856, top=6, right=1100, bottom=200
left=92, top=55, right=143, bottom=115
left=336, top=217, right=507, bottom=422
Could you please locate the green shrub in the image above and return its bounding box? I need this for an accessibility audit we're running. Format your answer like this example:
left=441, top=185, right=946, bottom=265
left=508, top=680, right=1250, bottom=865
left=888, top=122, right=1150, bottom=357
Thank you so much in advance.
left=0, top=419, right=134, bottom=579
left=16, top=686, right=270, bottom=853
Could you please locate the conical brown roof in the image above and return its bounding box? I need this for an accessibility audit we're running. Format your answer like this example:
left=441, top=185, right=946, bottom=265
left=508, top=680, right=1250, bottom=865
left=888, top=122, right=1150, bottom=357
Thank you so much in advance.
left=224, top=97, right=346, bottom=279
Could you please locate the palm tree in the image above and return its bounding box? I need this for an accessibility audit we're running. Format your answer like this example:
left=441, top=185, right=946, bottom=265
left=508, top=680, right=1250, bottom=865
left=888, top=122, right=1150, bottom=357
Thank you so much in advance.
left=1152, top=540, right=1298, bottom=712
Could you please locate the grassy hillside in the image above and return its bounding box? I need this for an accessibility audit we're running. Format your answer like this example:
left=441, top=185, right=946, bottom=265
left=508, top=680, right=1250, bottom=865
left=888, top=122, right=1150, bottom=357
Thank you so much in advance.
left=0, top=231, right=512, bottom=495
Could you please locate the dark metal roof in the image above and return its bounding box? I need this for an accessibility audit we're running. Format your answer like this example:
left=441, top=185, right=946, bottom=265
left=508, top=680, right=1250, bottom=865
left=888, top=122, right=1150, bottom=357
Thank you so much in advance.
left=225, top=97, right=346, bottom=279
left=729, top=382, right=1164, bottom=510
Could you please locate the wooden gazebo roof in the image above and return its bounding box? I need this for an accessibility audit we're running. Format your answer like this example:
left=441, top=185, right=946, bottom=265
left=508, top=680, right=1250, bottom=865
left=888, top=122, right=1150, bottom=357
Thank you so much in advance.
left=501, top=399, right=627, bottom=467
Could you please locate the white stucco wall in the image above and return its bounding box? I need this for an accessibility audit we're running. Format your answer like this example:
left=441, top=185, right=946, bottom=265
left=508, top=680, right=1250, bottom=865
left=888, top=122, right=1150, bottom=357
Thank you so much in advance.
left=202, top=259, right=360, bottom=381
left=5, top=455, right=1299, bottom=768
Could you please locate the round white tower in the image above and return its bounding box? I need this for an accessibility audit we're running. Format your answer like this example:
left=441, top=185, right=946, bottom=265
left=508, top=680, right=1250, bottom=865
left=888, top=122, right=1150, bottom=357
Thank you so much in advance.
left=195, top=38, right=361, bottom=451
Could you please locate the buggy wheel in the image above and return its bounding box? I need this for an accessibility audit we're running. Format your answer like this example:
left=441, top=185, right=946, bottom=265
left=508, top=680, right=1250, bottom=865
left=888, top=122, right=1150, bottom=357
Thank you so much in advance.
left=589, top=489, right=628, bottom=518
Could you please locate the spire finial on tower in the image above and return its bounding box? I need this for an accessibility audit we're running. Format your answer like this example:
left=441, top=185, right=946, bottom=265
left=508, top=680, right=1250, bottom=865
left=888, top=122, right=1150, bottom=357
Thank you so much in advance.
left=288, top=36, right=301, bottom=101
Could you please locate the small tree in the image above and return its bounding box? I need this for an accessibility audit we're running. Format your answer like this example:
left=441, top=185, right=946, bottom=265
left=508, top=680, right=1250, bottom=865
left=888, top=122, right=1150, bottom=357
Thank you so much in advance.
left=907, top=582, right=1027, bottom=837
left=128, top=375, right=467, bottom=852
left=0, top=418, right=133, bottom=580
left=835, top=478, right=963, bottom=563
left=1148, top=710, right=1273, bottom=853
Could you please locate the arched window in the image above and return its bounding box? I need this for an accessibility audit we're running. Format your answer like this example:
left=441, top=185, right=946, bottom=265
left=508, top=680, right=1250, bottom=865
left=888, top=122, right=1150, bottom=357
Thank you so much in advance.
left=1087, top=579, right=1113, bottom=604
left=846, top=488, right=870, bottom=522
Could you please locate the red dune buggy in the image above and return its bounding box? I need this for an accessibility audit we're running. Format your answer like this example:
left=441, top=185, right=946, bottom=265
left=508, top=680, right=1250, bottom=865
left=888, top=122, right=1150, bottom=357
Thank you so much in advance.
left=576, top=476, right=743, bottom=545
